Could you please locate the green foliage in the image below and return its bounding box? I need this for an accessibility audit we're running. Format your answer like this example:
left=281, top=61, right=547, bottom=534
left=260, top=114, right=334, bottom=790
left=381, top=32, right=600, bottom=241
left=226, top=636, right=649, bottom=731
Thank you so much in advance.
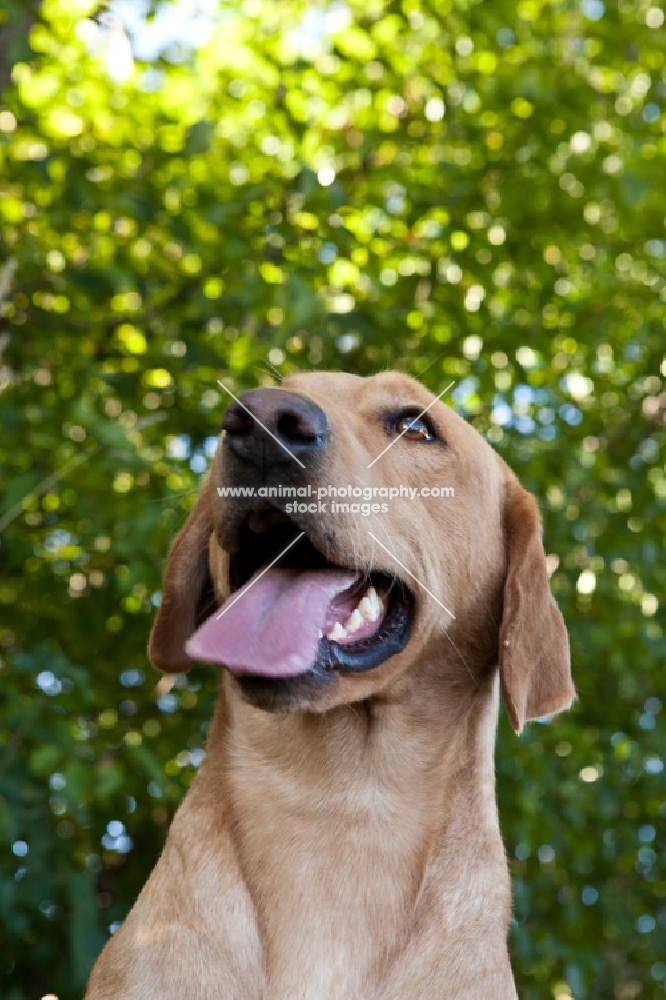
left=1, top=0, right=665, bottom=997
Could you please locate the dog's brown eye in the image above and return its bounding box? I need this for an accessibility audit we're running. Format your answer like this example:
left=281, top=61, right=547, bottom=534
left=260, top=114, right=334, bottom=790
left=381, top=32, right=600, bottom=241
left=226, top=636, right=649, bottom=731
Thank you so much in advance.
left=397, top=415, right=434, bottom=441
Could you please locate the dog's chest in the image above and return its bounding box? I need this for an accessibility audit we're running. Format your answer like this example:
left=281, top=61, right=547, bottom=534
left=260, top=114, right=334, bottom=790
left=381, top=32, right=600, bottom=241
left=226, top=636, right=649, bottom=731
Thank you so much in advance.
left=239, top=814, right=417, bottom=998
left=225, top=759, right=432, bottom=999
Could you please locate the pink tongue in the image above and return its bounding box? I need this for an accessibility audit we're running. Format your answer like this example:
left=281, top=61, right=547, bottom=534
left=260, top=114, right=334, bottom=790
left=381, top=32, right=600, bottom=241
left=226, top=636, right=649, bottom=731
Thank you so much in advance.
left=185, top=567, right=360, bottom=677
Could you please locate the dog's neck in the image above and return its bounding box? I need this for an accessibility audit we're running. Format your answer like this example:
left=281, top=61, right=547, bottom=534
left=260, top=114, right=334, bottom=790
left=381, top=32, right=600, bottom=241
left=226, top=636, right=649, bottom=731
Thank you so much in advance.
left=189, top=660, right=509, bottom=992
left=213, top=654, right=500, bottom=816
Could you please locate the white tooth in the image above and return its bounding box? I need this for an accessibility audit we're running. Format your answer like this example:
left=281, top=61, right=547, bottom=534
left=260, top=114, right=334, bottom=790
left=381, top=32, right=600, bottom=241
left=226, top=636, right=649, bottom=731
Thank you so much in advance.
left=359, top=587, right=382, bottom=622
left=317, top=629, right=323, bottom=640
left=345, top=609, right=363, bottom=634
left=358, top=588, right=376, bottom=619
left=327, top=622, right=347, bottom=641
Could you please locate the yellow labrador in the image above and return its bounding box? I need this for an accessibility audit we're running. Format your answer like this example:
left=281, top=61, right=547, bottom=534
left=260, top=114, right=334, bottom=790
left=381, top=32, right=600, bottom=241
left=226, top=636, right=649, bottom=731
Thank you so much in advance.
left=86, top=371, right=574, bottom=999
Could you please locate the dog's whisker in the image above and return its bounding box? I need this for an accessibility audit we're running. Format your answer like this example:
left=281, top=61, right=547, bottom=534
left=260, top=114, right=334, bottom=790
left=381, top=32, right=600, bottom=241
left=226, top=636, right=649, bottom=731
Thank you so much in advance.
left=443, top=632, right=479, bottom=688
left=256, top=360, right=284, bottom=383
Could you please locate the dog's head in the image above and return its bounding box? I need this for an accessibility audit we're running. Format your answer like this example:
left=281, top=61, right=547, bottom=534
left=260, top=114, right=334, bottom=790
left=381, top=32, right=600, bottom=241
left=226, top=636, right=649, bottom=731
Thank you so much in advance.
left=149, top=371, right=574, bottom=732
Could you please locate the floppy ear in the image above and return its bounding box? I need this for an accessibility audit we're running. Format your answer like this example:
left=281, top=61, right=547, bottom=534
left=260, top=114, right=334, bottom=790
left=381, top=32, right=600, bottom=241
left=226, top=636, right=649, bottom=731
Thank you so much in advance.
left=148, top=478, right=215, bottom=673
left=499, top=479, right=575, bottom=734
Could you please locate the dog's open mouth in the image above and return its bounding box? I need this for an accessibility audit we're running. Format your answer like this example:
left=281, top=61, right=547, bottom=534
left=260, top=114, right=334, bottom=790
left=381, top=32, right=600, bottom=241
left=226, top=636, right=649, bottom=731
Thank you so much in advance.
left=185, top=507, right=414, bottom=679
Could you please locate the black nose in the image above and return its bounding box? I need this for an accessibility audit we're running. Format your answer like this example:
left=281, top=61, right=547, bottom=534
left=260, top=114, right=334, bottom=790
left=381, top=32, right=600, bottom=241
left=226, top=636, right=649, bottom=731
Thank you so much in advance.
left=222, top=388, right=329, bottom=464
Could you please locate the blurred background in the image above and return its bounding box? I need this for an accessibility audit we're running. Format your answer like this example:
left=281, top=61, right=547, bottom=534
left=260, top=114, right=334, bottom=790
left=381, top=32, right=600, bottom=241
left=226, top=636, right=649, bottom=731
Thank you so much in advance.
left=0, top=0, right=665, bottom=997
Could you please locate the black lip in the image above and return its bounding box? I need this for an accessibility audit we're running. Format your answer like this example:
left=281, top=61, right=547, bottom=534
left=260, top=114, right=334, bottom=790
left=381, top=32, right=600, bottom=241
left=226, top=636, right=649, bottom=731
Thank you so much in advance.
left=314, top=576, right=413, bottom=674
left=226, top=509, right=415, bottom=682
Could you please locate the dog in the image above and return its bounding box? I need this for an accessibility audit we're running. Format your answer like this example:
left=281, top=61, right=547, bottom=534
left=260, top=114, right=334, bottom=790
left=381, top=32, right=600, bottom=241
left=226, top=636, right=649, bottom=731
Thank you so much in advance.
left=85, top=370, right=574, bottom=999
